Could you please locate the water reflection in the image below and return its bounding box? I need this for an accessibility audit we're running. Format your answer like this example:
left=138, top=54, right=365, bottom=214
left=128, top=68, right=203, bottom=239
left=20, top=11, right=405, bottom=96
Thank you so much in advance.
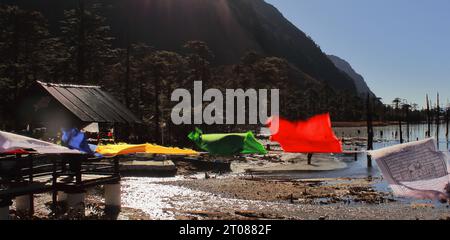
left=121, top=176, right=282, bottom=220
left=335, top=124, right=450, bottom=151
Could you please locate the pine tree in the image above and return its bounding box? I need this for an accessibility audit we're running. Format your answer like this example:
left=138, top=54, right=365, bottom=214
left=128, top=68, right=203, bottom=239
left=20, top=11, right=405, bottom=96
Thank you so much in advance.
left=0, top=5, right=50, bottom=125
left=183, top=41, right=214, bottom=85
left=60, top=1, right=115, bottom=84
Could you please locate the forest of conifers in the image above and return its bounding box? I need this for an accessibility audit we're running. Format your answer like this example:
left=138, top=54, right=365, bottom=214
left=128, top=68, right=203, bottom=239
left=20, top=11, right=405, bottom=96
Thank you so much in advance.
left=0, top=2, right=441, bottom=145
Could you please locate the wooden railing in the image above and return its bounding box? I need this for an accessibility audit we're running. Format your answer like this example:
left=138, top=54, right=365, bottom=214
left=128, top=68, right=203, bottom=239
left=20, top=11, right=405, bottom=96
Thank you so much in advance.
left=0, top=153, right=120, bottom=199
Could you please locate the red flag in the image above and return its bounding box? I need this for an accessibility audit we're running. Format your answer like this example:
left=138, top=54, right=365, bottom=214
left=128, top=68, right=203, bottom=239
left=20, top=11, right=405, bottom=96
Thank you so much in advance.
left=1, top=148, right=31, bottom=155
left=267, top=113, right=343, bottom=153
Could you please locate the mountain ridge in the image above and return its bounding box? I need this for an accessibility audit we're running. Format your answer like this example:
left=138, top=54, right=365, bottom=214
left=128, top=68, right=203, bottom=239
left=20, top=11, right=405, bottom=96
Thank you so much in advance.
left=328, top=54, right=376, bottom=98
left=5, top=0, right=359, bottom=93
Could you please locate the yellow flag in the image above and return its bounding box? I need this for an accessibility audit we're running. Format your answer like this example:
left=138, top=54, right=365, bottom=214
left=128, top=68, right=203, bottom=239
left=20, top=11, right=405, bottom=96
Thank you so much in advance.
left=96, top=143, right=198, bottom=156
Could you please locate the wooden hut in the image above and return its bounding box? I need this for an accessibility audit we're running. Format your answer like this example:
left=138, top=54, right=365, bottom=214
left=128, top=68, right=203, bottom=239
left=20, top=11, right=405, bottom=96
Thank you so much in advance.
left=16, top=81, right=141, bottom=140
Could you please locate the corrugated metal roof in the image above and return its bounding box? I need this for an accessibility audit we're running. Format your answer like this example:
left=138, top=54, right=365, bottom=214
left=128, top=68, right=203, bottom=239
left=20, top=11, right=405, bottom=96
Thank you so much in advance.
left=37, top=81, right=141, bottom=124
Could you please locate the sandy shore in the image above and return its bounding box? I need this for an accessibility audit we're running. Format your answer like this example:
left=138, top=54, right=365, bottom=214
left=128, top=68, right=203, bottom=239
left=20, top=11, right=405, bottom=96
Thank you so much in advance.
left=231, top=153, right=347, bottom=174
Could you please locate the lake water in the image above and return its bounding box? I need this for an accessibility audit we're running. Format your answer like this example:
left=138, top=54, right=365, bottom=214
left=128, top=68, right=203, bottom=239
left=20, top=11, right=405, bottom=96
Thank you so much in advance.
left=259, top=124, right=450, bottom=180
left=334, top=123, right=450, bottom=149
left=250, top=124, right=450, bottom=206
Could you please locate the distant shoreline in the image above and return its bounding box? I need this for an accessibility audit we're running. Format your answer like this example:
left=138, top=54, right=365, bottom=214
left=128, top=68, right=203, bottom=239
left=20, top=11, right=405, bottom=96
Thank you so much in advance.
left=332, top=121, right=397, bottom=128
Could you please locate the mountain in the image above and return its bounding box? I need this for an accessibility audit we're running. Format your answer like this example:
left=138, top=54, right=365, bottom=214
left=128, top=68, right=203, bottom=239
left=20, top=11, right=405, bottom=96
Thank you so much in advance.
left=327, top=55, right=375, bottom=98
left=4, top=0, right=358, bottom=93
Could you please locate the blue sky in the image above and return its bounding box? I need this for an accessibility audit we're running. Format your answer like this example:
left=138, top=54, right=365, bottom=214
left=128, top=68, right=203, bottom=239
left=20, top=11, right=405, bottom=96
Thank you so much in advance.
left=265, top=0, right=450, bottom=108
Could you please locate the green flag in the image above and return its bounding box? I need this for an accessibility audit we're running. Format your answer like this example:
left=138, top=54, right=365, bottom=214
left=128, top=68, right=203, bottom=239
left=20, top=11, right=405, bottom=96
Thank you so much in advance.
left=188, top=128, right=268, bottom=156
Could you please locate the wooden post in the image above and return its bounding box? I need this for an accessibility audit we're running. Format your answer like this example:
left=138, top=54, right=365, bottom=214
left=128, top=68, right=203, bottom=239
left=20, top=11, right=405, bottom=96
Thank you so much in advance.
left=405, top=105, right=410, bottom=142
left=52, top=155, right=58, bottom=209
left=66, top=191, right=86, bottom=216
left=426, top=94, right=431, bottom=137
left=397, top=102, right=403, bottom=144
left=366, top=94, right=373, bottom=168
left=57, top=192, right=68, bottom=203
left=0, top=198, right=12, bottom=220
left=436, top=93, right=440, bottom=147
left=447, top=105, right=450, bottom=150
left=114, top=157, right=120, bottom=177
left=307, top=153, right=313, bottom=165
left=105, top=182, right=121, bottom=214
left=75, top=155, right=83, bottom=185
left=16, top=195, right=32, bottom=215
left=28, top=155, right=34, bottom=217
left=446, top=106, right=449, bottom=139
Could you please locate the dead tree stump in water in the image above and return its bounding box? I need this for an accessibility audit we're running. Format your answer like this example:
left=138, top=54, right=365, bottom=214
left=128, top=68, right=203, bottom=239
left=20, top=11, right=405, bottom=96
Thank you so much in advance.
left=426, top=94, right=431, bottom=138
left=366, top=94, right=374, bottom=168
left=307, top=153, right=313, bottom=165
left=397, top=105, right=404, bottom=144
left=446, top=107, right=449, bottom=138
left=404, top=104, right=410, bottom=142
left=436, top=93, right=440, bottom=148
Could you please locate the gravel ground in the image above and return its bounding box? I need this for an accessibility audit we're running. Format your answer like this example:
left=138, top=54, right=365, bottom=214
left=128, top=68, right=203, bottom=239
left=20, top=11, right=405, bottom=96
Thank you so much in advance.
left=160, top=176, right=450, bottom=220
left=11, top=175, right=450, bottom=220
left=9, top=154, right=450, bottom=220
left=10, top=187, right=151, bottom=220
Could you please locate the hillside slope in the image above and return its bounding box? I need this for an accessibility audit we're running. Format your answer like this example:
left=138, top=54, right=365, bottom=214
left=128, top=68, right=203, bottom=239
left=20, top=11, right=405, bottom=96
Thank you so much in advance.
left=328, top=55, right=375, bottom=97
left=6, top=0, right=357, bottom=92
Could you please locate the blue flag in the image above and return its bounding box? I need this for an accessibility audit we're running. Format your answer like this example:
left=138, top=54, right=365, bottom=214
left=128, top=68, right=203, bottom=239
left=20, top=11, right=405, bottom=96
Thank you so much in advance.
left=61, top=128, right=95, bottom=155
